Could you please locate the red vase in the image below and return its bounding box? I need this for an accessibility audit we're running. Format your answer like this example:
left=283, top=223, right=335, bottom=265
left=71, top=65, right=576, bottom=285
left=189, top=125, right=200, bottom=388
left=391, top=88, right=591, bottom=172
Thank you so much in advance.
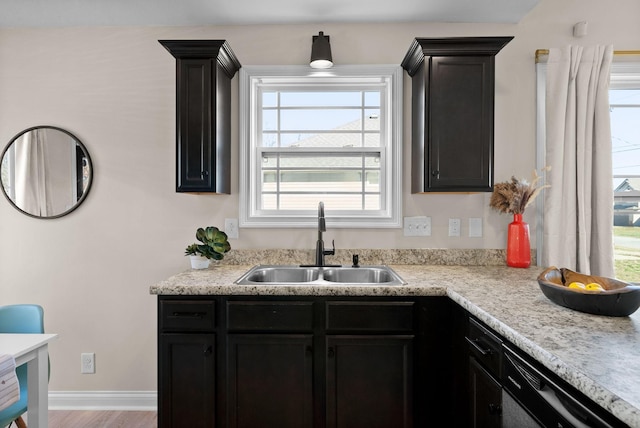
left=506, top=213, right=530, bottom=268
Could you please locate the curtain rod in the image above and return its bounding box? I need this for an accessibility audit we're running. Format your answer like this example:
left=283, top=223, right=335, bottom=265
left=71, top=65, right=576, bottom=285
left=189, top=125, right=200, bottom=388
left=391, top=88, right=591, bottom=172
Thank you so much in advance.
left=535, top=49, right=640, bottom=63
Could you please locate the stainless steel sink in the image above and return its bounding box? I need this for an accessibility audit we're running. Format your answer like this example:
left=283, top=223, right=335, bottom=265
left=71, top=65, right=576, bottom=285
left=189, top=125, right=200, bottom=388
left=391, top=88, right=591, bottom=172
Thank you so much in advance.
left=242, top=266, right=321, bottom=283
left=322, top=267, right=398, bottom=284
left=235, top=265, right=405, bottom=286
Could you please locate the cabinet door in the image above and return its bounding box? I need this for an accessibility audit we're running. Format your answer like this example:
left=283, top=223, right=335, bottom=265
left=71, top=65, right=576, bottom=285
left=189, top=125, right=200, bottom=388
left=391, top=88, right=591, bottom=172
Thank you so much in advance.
left=448, top=302, right=470, bottom=427
left=176, top=58, right=215, bottom=192
left=227, top=334, right=313, bottom=428
left=159, top=333, right=215, bottom=428
left=469, top=356, right=502, bottom=428
left=326, top=335, right=413, bottom=428
left=174, top=58, right=234, bottom=193
left=428, top=55, right=494, bottom=191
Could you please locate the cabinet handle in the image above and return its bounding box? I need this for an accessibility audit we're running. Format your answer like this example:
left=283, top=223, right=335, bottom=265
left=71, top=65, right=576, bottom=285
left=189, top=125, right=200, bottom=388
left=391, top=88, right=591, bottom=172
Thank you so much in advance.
left=201, top=170, right=209, bottom=177
left=488, top=403, right=502, bottom=415
left=204, top=346, right=212, bottom=356
left=306, top=346, right=313, bottom=356
left=171, top=311, right=206, bottom=319
left=432, top=170, right=439, bottom=177
left=465, top=336, right=492, bottom=356
left=327, top=347, right=335, bottom=358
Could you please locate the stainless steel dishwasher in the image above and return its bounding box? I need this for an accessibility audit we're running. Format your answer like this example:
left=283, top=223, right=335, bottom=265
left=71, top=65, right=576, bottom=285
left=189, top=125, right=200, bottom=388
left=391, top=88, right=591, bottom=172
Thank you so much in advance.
left=502, top=344, right=625, bottom=428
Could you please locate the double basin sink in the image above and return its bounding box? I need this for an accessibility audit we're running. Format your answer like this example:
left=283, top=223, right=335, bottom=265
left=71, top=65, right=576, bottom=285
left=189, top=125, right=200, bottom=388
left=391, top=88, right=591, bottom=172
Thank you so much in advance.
left=235, top=265, right=406, bottom=286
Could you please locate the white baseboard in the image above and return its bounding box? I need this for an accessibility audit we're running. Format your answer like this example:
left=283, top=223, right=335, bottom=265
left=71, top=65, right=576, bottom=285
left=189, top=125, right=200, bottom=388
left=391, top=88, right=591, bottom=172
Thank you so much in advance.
left=48, top=391, right=157, bottom=411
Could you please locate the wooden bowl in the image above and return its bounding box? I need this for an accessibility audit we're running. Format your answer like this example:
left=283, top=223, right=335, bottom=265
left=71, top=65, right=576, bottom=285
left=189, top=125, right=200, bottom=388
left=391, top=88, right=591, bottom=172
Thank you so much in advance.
left=537, top=267, right=640, bottom=317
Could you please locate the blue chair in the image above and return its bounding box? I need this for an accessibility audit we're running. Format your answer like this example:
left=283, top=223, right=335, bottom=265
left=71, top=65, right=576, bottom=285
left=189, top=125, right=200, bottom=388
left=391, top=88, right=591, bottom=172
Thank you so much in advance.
left=0, top=305, right=45, bottom=428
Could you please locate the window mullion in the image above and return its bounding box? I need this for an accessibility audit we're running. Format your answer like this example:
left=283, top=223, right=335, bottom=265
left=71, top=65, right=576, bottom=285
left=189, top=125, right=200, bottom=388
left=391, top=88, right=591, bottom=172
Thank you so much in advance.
left=361, top=90, right=365, bottom=209
left=276, top=91, right=281, bottom=210
left=361, top=153, right=366, bottom=210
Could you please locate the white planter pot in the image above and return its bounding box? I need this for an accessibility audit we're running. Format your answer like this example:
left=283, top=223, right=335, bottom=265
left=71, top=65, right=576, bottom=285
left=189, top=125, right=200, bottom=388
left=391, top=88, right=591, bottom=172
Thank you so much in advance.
left=189, top=255, right=210, bottom=269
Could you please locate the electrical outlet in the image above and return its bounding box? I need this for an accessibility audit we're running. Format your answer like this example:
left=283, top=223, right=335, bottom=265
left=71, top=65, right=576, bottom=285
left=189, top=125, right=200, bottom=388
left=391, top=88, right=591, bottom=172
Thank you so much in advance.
left=403, top=216, right=431, bottom=236
left=224, top=218, right=239, bottom=239
left=81, top=352, right=95, bottom=374
left=448, top=218, right=461, bottom=237
left=469, top=218, right=483, bottom=237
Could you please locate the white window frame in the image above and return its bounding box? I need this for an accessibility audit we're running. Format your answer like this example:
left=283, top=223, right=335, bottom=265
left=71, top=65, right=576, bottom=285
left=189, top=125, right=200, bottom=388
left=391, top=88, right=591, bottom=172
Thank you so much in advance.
left=239, top=65, right=403, bottom=228
left=536, top=56, right=640, bottom=264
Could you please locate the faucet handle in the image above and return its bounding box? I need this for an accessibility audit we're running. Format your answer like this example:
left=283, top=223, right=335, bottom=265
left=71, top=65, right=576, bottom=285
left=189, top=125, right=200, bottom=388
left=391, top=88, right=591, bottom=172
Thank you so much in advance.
left=324, top=239, right=336, bottom=256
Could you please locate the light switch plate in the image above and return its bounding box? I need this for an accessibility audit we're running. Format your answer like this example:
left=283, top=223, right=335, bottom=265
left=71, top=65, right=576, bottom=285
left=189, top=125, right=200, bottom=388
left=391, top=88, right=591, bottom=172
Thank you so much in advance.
left=404, top=216, right=431, bottom=236
left=448, top=218, right=461, bottom=237
left=469, top=218, right=483, bottom=237
left=224, top=218, right=239, bottom=239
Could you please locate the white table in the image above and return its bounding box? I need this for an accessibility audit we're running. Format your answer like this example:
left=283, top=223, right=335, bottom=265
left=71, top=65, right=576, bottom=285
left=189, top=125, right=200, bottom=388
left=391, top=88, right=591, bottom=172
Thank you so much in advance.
left=0, top=333, right=57, bottom=428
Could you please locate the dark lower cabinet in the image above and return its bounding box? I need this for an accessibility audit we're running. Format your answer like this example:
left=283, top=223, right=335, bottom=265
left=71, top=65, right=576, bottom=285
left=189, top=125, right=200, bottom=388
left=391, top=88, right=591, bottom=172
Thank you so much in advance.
left=159, top=334, right=216, bottom=428
left=158, top=295, right=629, bottom=428
left=326, top=335, right=413, bottom=428
left=448, top=302, right=470, bottom=427
left=157, top=295, right=449, bottom=428
left=227, top=334, right=313, bottom=428
left=469, top=357, right=502, bottom=428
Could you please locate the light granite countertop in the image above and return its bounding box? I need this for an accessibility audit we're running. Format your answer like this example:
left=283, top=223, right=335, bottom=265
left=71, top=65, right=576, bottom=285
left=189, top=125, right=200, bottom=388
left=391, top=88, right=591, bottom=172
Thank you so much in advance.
left=150, top=264, right=640, bottom=427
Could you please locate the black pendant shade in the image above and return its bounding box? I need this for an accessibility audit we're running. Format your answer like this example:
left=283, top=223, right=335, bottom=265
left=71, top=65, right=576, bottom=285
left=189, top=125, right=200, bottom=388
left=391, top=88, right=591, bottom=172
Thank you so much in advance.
left=310, top=31, right=333, bottom=69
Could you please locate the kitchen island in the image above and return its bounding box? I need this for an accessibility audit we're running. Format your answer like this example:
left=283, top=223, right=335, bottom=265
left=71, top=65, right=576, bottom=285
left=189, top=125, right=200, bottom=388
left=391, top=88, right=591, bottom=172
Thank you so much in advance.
left=151, top=264, right=640, bottom=427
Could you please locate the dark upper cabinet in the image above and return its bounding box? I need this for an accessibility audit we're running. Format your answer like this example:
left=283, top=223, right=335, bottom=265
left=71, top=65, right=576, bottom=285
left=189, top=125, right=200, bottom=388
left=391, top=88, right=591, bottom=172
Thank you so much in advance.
left=159, top=40, right=241, bottom=193
left=401, top=37, right=513, bottom=193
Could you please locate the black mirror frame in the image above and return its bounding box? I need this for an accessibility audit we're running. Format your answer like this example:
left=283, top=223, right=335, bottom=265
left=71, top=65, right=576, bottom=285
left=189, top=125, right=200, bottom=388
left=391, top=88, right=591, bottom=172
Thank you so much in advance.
left=0, top=126, right=94, bottom=219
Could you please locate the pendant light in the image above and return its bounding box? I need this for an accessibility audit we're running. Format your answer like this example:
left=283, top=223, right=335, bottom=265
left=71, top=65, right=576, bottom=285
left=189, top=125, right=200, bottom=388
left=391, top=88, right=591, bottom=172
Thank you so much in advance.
left=310, top=31, right=333, bottom=69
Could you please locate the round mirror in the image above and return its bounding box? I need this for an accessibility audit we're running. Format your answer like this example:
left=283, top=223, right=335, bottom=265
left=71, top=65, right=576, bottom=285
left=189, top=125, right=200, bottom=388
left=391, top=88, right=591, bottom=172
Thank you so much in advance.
left=0, top=126, right=93, bottom=219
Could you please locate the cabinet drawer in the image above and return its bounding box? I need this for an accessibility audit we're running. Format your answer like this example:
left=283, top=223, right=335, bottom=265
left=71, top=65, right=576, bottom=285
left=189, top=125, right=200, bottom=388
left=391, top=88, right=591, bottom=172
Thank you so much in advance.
left=326, top=301, right=414, bottom=332
left=227, top=301, right=314, bottom=331
left=160, top=300, right=216, bottom=332
left=466, top=318, right=502, bottom=377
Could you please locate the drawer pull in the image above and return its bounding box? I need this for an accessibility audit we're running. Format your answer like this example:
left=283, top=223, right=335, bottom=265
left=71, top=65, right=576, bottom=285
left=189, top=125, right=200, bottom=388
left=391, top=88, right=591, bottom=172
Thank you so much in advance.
left=328, top=347, right=335, bottom=358
left=171, top=311, right=206, bottom=318
left=465, top=336, right=492, bottom=356
left=204, top=346, right=213, bottom=356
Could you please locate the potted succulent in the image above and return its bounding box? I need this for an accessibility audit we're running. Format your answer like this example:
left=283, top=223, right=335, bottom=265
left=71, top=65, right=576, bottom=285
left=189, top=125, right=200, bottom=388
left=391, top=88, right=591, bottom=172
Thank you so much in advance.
left=185, top=226, right=231, bottom=269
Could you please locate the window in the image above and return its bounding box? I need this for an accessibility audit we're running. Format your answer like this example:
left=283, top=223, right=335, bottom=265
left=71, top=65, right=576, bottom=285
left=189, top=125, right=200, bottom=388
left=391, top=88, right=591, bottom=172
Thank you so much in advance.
left=535, top=56, right=640, bottom=275
left=610, top=63, right=640, bottom=281
left=239, top=65, right=402, bottom=228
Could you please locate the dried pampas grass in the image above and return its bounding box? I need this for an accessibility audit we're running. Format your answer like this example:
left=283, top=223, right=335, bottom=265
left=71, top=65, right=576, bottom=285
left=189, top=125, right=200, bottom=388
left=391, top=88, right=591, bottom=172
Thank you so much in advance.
left=490, top=167, right=550, bottom=215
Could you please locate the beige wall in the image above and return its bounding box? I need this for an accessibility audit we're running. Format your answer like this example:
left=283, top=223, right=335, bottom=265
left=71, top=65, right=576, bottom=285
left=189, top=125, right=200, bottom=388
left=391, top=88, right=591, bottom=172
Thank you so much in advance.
left=0, top=0, right=638, bottom=393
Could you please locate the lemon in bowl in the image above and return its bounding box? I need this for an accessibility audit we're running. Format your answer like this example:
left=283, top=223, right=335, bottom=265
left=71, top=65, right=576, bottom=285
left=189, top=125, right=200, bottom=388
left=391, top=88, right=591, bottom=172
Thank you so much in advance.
left=568, top=282, right=586, bottom=290
left=537, top=267, right=640, bottom=316
left=585, top=282, right=605, bottom=292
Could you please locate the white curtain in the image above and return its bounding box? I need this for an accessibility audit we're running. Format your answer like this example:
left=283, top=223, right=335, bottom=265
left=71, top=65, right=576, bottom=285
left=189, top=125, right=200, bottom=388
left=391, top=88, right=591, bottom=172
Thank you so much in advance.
left=14, top=129, right=53, bottom=216
left=543, top=45, right=614, bottom=276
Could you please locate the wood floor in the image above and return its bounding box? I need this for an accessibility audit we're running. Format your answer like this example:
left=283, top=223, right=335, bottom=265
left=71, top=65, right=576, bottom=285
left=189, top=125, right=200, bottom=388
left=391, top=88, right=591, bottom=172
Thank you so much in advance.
left=24, top=411, right=157, bottom=428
